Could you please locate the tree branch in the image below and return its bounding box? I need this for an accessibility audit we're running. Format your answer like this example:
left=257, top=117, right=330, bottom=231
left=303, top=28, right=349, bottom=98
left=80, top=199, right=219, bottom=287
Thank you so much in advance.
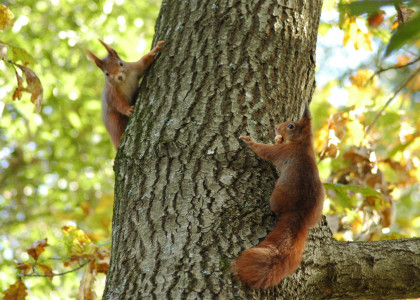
left=315, top=237, right=420, bottom=299
left=19, top=260, right=90, bottom=278
left=246, top=218, right=420, bottom=299
left=370, top=56, right=420, bottom=81
left=365, top=67, right=420, bottom=137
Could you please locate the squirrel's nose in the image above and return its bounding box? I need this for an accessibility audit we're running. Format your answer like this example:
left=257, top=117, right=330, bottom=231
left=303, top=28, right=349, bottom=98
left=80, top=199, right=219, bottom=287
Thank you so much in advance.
left=118, top=75, right=123, bottom=81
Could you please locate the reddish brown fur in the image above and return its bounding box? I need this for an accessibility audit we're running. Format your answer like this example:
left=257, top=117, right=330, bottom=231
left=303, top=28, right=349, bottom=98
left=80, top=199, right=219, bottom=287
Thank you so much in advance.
left=87, top=40, right=165, bottom=149
left=233, top=103, right=324, bottom=289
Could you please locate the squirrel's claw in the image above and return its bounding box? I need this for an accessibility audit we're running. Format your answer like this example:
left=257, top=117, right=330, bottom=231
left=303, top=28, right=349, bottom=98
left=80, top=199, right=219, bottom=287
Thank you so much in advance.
left=240, top=136, right=253, bottom=144
left=126, top=105, right=135, bottom=117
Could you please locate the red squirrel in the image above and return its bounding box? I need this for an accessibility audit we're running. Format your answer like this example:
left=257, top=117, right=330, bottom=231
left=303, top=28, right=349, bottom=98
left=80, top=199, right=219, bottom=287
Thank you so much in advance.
left=233, top=103, right=324, bottom=289
left=87, top=40, right=165, bottom=149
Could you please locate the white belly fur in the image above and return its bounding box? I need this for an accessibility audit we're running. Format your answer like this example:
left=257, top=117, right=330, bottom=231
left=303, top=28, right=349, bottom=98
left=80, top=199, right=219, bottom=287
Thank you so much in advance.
left=120, top=71, right=140, bottom=105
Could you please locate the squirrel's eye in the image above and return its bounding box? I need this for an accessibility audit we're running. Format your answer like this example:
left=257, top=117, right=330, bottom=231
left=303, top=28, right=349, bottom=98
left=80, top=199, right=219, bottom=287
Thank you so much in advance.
left=119, top=62, right=123, bottom=66
left=287, top=124, right=294, bottom=129
left=105, top=72, right=109, bottom=76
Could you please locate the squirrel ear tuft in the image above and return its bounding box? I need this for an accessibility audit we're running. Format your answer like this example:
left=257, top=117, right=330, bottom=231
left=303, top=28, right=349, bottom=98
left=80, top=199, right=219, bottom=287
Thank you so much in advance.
left=98, top=39, right=120, bottom=59
left=299, top=101, right=312, bottom=126
left=86, top=50, right=103, bottom=70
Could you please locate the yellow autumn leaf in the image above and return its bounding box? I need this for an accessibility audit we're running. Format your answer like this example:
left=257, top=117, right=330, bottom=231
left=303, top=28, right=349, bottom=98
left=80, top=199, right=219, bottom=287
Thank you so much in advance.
left=395, top=55, right=411, bottom=67
left=62, top=226, right=98, bottom=257
left=346, top=118, right=365, bottom=146
left=322, top=0, right=336, bottom=11
left=342, top=17, right=373, bottom=51
left=391, top=20, right=399, bottom=30
left=350, top=69, right=375, bottom=88
left=71, top=243, right=97, bottom=257
left=353, top=29, right=373, bottom=51
left=0, top=4, right=14, bottom=31
left=407, top=73, right=420, bottom=91
left=351, top=212, right=363, bottom=234
left=62, top=226, right=92, bottom=244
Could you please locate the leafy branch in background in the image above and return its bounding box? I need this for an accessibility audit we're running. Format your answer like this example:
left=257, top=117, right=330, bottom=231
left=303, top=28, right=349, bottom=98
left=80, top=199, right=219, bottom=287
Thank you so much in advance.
left=365, top=65, right=420, bottom=135
left=0, top=5, right=43, bottom=113
left=2, top=227, right=110, bottom=300
left=318, top=0, right=420, bottom=241
left=340, top=0, right=419, bottom=55
left=0, top=0, right=159, bottom=297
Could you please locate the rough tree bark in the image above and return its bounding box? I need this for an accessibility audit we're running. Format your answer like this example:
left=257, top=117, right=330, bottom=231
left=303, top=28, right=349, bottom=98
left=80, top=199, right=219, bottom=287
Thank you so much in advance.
left=103, top=0, right=420, bottom=299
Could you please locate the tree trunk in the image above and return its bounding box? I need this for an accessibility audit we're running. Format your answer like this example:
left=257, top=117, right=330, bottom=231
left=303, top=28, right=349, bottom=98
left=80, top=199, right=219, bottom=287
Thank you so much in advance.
left=103, top=0, right=420, bottom=299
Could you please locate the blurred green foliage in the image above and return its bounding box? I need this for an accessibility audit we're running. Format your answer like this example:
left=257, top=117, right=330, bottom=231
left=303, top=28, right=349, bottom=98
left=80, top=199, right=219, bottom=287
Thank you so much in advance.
left=0, top=0, right=160, bottom=298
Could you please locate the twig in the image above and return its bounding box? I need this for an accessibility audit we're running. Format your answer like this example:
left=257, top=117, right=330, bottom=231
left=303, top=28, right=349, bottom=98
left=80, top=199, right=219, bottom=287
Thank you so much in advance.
left=97, top=240, right=111, bottom=247
left=368, top=56, right=420, bottom=83
left=364, top=67, right=420, bottom=137
left=19, top=260, right=90, bottom=278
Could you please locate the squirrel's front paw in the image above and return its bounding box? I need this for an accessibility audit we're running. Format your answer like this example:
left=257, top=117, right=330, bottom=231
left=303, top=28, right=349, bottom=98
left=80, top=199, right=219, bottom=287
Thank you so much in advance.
left=153, top=41, right=165, bottom=52
left=126, top=105, right=135, bottom=117
left=239, top=136, right=254, bottom=144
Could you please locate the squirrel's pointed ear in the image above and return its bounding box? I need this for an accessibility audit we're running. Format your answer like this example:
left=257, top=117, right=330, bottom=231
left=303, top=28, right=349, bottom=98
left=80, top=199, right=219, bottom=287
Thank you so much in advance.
left=86, top=50, right=103, bottom=70
left=98, top=39, right=120, bottom=59
left=299, top=102, right=311, bottom=126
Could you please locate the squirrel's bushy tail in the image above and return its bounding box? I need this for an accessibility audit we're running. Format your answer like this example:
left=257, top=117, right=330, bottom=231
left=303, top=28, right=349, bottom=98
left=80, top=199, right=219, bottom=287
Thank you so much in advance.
left=232, top=211, right=310, bottom=289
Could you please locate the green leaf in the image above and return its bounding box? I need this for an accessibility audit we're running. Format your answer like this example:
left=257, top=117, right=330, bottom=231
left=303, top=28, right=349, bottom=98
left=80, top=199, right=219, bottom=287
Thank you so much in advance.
left=385, top=13, right=420, bottom=56
left=339, top=0, right=395, bottom=16
left=324, top=182, right=382, bottom=208
left=0, top=41, right=37, bottom=65
left=319, top=23, right=333, bottom=36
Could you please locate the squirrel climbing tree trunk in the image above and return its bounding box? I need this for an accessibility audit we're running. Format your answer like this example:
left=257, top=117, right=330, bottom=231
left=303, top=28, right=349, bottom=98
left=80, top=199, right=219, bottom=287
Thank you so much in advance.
left=103, top=0, right=420, bottom=299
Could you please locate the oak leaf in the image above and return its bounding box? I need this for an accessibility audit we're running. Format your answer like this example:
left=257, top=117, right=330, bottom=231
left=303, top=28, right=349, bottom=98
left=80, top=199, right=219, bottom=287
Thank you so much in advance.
left=1, top=279, right=27, bottom=300
left=16, top=263, right=31, bottom=275
left=26, top=238, right=49, bottom=261
left=396, top=4, right=415, bottom=26
left=11, top=63, right=43, bottom=112
left=12, top=70, right=24, bottom=100
left=95, top=262, right=109, bottom=274
left=63, top=256, right=83, bottom=268
left=343, top=146, right=370, bottom=164
left=95, top=250, right=110, bottom=274
left=319, top=111, right=349, bottom=160
left=37, top=263, right=54, bottom=281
